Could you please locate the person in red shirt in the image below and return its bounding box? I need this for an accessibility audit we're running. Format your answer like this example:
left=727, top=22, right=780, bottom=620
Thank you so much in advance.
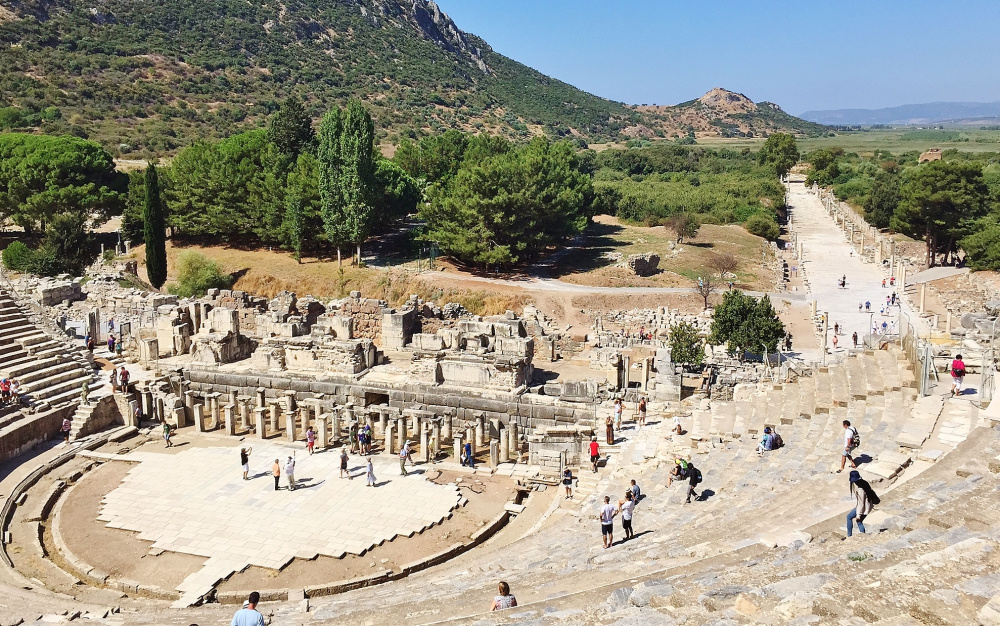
left=589, top=436, right=600, bottom=473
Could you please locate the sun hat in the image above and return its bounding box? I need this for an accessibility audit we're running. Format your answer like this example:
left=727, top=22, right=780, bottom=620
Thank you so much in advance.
left=849, top=470, right=861, bottom=482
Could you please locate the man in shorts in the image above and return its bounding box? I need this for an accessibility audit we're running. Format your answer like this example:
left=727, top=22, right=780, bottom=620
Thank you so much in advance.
left=838, top=420, right=859, bottom=473
left=599, top=495, right=617, bottom=549
left=589, top=436, right=600, bottom=473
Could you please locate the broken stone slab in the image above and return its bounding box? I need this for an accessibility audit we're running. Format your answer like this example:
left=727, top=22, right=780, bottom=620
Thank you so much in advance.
left=626, top=253, right=660, bottom=277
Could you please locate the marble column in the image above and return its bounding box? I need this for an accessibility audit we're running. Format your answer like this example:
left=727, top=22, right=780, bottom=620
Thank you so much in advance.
left=269, top=403, right=279, bottom=435
left=193, top=404, right=206, bottom=433
left=507, top=422, right=519, bottom=462
left=224, top=404, right=236, bottom=436
left=255, top=387, right=266, bottom=408
left=385, top=421, right=396, bottom=455
left=316, top=414, right=329, bottom=450
left=431, top=420, right=441, bottom=459
left=331, top=408, right=341, bottom=447
left=475, top=417, right=485, bottom=448
left=453, top=432, right=463, bottom=464
left=420, top=423, right=430, bottom=464
left=499, top=429, right=509, bottom=463
left=396, top=417, right=406, bottom=451
left=286, top=407, right=296, bottom=442
left=489, top=439, right=500, bottom=469
left=255, top=407, right=267, bottom=439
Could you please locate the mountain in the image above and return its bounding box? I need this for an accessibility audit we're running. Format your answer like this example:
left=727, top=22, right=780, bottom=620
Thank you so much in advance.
left=632, top=88, right=827, bottom=139
left=0, top=0, right=641, bottom=154
left=800, top=101, right=1000, bottom=125
left=0, top=1, right=823, bottom=156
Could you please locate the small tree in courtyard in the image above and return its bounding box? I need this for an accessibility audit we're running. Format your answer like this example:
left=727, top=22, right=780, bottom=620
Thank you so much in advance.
left=668, top=321, right=704, bottom=369
left=709, top=290, right=786, bottom=359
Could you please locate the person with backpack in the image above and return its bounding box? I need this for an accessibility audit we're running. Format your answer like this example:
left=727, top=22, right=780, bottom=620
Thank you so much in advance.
left=847, top=470, right=879, bottom=537
left=838, top=420, right=859, bottom=473
left=951, top=354, right=966, bottom=397
left=667, top=457, right=689, bottom=487
left=685, top=462, right=702, bottom=504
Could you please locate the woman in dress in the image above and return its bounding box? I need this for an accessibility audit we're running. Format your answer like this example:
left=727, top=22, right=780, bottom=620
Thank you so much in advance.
left=366, top=457, right=376, bottom=487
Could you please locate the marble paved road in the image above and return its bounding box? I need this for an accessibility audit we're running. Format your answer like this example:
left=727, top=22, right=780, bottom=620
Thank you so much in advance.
left=98, top=443, right=461, bottom=606
left=787, top=182, right=926, bottom=357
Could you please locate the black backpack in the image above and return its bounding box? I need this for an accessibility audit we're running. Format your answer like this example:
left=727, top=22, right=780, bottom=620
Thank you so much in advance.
left=772, top=432, right=784, bottom=449
left=691, top=468, right=702, bottom=485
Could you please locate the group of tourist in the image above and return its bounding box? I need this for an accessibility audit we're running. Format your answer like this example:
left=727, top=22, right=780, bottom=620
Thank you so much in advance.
left=0, top=377, right=20, bottom=407
left=597, top=478, right=642, bottom=548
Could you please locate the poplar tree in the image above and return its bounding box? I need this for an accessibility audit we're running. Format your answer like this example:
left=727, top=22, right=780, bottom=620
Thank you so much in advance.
left=318, top=107, right=348, bottom=265
left=142, top=163, right=168, bottom=289
left=339, top=101, right=376, bottom=264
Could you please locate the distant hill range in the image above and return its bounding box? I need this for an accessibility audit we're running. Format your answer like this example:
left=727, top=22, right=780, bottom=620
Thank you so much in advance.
left=633, top=88, right=827, bottom=139
left=0, top=0, right=824, bottom=154
left=800, top=101, right=1000, bottom=126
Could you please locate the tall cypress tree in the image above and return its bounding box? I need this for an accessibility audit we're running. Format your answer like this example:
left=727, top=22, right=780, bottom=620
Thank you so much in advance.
left=318, top=107, right=349, bottom=265
left=339, top=100, right=376, bottom=264
left=142, top=163, right=168, bottom=289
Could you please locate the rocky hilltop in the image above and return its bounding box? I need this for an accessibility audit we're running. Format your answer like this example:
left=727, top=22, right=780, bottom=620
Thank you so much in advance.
left=632, top=87, right=827, bottom=139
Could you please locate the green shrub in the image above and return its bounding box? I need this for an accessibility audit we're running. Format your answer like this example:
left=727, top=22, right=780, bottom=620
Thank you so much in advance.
left=1, top=241, right=33, bottom=271
left=167, top=251, right=234, bottom=298
left=745, top=214, right=780, bottom=240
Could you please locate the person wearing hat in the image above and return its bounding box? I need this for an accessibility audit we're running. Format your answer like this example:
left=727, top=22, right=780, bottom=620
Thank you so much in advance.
left=399, top=440, right=412, bottom=476
left=847, top=470, right=877, bottom=537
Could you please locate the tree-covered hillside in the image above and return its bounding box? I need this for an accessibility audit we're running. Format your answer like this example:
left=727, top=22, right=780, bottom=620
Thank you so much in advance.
left=0, top=0, right=638, bottom=155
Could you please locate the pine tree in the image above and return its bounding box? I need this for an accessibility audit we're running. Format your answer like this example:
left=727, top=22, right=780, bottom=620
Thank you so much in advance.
left=142, top=163, right=168, bottom=289
left=267, top=96, right=315, bottom=159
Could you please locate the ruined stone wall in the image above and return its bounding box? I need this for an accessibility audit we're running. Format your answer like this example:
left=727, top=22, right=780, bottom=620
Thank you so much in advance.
left=338, top=295, right=389, bottom=343
left=202, top=289, right=268, bottom=335
left=182, top=369, right=596, bottom=432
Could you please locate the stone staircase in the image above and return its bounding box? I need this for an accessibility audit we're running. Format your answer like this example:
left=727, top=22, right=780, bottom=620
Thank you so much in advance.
left=0, top=291, right=99, bottom=411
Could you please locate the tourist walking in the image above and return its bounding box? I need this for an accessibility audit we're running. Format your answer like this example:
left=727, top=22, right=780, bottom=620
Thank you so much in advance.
left=240, top=447, right=252, bottom=479
left=563, top=467, right=573, bottom=499
left=852, top=331, right=858, bottom=348
left=865, top=300, right=870, bottom=312
left=163, top=421, right=174, bottom=447
left=684, top=462, right=702, bottom=504
left=462, top=441, right=475, bottom=469
left=272, top=459, right=280, bottom=491
left=340, top=448, right=352, bottom=479
left=838, top=420, right=859, bottom=473
left=599, top=495, right=618, bottom=548
left=399, top=440, right=412, bottom=476
left=107, top=334, right=116, bottom=353
left=951, top=354, right=966, bottom=396
left=349, top=421, right=359, bottom=453
left=59, top=417, right=72, bottom=443
left=284, top=454, right=296, bottom=491
left=832, top=334, right=839, bottom=351
left=230, top=591, right=265, bottom=626
left=109, top=367, right=118, bottom=392
left=846, top=470, right=878, bottom=538
left=306, top=427, right=315, bottom=455
left=614, top=398, right=623, bottom=430
left=605, top=414, right=614, bottom=445
left=366, top=457, right=376, bottom=486
left=619, top=491, right=636, bottom=541
left=637, top=396, right=647, bottom=427
left=115, top=338, right=124, bottom=359
left=119, top=366, right=130, bottom=392
left=589, top=436, right=600, bottom=473
left=490, top=581, right=517, bottom=611
left=85, top=334, right=95, bottom=353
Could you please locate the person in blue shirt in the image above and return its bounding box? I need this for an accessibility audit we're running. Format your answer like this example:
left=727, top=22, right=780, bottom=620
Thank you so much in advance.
left=231, top=591, right=264, bottom=626
left=757, top=427, right=775, bottom=456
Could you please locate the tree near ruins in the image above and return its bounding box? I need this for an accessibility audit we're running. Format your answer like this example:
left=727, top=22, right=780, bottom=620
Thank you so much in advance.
left=863, top=169, right=900, bottom=230
left=694, top=273, right=717, bottom=310
left=709, top=290, right=786, bottom=359
left=665, top=212, right=699, bottom=243
left=892, top=161, right=988, bottom=267
left=142, top=163, right=168, bottom=289
left=708, top=252, right=738, bottom=280
left=757, top=132, right=799, bottom=178
left=317, top=102, right=377, bottom=265
left=668, top=321, right=704, bottom=368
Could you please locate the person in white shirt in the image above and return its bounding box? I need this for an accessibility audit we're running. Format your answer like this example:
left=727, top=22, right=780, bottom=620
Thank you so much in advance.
left=619, top=491, right=636, bottom=541
left=838, top=420, right=859, bottom=473
left=284, top=454, right=296, bottom=491
left=598, top=495, right=618, bottom=549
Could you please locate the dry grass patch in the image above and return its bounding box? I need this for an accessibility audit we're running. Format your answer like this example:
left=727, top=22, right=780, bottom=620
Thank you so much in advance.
left=549, top=216, right=774, bottom=290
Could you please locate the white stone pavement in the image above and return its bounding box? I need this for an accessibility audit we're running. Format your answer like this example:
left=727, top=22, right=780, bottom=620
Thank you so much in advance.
left=787, top=182, right=927, bottom=358
left=97, top=443, right=462, bottom=607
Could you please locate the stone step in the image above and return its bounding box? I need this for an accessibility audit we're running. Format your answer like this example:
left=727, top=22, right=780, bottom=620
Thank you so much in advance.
left=24, top=371, right=94, bottom=402
left=16, top=360, right=83, bottom=387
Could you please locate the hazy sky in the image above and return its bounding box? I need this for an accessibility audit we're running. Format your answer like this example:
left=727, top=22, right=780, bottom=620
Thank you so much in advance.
left=435, top=0, right=1000, bottom=114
